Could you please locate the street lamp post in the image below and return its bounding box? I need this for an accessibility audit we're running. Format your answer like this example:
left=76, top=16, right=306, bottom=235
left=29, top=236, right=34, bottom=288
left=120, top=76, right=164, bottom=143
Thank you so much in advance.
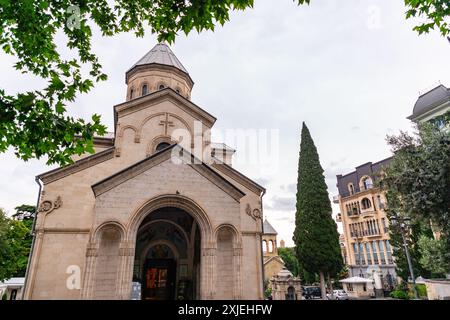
left=391, top=213, right=418, bottom=299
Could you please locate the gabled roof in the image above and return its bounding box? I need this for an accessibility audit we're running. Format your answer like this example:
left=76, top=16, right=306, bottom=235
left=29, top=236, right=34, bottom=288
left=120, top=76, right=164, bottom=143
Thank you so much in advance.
left=91, top=144, right=245, bottom=202
left=37, top=147, right=115, bottom=185
left=263, top=255, right=285, bottom=266
left=408, top=84, right=450, bottom=120
left=263, top=219, right=277, bottom=235
left=113, top=87, right=216, bottom=129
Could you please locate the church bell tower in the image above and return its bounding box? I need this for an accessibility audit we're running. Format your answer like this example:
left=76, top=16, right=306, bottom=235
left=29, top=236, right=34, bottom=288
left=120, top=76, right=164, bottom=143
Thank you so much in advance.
left=125, top=43, right=194, bottom=101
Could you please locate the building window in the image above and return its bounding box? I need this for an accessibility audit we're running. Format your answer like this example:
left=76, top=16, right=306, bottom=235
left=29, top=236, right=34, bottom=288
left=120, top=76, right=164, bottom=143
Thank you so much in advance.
left=378, top=240, right=386, bottom=265
left=381, top=218, right=388, bottom=233
left=360, top=243, right=366, bottom=265
left=353, top=243, right=359, bottom=265
left=347, top=283, right=353, bottom=292
left=361, top=198, right=372, bottom=210
left=348, top=183, right=355, bottom=195
left=363, top=284, right=367, bottom=292
left=377, top=195, right=384, bottom=210
left=142, top=84, right=148, bottom=96
left=385, top=240, right=393, bottom=264
left=365, top=242, right=372, bottom=265
left=130, top=89, right=134, bottom=99
left=268, top=240, right=273, bottom=253
left=158, top=84, right=166, bottom=90
left=361, top=176, right=373, bottom=190
left=371, top=241, right=379, bottom=264
left=262, top=240, right=267, bottom=253
left=155, top=142, right=171, bottom=152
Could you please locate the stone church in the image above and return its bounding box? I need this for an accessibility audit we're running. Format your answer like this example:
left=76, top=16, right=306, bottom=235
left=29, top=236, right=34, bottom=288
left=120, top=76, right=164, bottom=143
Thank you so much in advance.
left=23, top=43, right=266, bottom=300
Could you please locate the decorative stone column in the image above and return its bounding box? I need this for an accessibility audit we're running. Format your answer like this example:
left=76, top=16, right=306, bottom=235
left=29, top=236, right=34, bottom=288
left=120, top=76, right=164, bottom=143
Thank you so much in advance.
left=201, top=247, right=216, bottom=299
left=233, top=247, right=243, bottom=299
left=118, top=241, right=135, bottom=299
left=81, top=242, right=99, bottom=299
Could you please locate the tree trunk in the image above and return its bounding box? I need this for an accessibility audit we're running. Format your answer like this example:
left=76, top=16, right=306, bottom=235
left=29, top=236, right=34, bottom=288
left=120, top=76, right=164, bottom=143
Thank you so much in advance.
left=327, top=273, right=334, bottom=299
left=319, top=271, right=327, bottom=299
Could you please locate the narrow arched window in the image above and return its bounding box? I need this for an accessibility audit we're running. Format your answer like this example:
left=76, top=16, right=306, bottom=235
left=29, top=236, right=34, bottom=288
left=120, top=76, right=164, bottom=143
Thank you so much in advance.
left=348, top=183, right=355, bottom=195
left=142, top=84, right=148, bottom=96
left=268, top=240, right=273, bottom=253
left=129, top=89, right=134, bottom=99
left=361, top=198, right=372, bottom=210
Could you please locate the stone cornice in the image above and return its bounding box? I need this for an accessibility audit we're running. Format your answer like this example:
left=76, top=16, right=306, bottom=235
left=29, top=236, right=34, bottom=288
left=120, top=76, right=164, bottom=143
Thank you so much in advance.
left=36, top=228, right=91, bottom=234
left=37, top=147, right=115, bottom=185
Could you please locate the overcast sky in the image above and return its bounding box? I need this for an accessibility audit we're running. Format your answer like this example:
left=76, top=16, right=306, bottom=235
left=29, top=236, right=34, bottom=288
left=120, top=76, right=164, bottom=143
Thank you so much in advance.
left=1, top=0, right=449, bottom=246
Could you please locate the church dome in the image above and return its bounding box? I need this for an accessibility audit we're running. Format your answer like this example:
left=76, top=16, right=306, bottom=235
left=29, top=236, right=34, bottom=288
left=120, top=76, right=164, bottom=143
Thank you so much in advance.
left=125, top=43, right=194, bottom=101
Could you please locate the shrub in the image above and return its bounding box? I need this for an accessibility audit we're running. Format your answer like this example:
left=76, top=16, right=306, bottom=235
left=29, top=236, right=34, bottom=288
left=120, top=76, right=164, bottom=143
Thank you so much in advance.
left=390, top=290, right=409, bottom=300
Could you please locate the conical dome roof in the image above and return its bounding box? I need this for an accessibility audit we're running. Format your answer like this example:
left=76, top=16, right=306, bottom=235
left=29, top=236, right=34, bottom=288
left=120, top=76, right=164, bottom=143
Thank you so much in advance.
left=131, top=43, right=188, bottom=73
left=126, top=43, right=193, bottom=85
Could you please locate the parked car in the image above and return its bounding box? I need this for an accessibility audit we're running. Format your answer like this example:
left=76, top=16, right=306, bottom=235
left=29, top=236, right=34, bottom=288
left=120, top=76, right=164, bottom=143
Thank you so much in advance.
left=326, top=289, right=349, bottom=300
left=302, top=286, right=322, bottom=299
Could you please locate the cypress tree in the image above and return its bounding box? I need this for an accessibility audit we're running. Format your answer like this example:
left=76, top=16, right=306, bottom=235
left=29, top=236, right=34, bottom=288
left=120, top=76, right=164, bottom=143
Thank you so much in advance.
left=293, top=122, right=343, bottom=298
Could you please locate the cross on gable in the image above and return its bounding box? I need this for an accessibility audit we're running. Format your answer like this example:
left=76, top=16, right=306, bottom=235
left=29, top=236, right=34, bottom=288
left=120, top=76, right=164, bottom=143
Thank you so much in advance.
left=159, top=113, right=175, bottom=134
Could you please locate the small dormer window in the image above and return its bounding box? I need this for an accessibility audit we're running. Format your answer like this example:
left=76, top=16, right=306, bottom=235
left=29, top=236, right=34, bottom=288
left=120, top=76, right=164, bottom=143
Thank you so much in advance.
left=361, top=176, right=373, bottom=190
left=158, top=84, right=166, bottom=90
left=142, top=84, right=148, bottom=96
left=176, top=88, right=181, bottom=94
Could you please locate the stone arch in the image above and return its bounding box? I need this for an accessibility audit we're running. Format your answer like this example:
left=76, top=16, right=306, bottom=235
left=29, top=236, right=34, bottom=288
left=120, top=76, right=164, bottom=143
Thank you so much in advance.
left=127, top=194, right=213, bottom=243
left=214, top=223, right=242, bottom=248
left=139, top=239, right=180, bottom=263
left=214, top=224, right=243, bottom=299
left=116, top=124, right=140, bottom=157
left=124, top=194, right=214, bottom=299
left=138, top=219, right=190, bottom=246
left=146, top=135, right=174, bottom=156
left=91, top=223, right=124, bottom=299
left=92, top=220, right=126, bottom=243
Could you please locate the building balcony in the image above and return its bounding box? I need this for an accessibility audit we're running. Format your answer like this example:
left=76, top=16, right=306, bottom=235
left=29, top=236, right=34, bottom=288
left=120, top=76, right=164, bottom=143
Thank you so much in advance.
left=360, top=210, right=377, bottom=217
left=347, top=212, right=360, bottom=219
left=366, top=232, right=381, bottom=238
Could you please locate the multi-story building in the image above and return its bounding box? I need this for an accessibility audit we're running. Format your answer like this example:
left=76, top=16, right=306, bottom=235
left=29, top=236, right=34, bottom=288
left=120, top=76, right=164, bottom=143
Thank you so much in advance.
left=407, top=84, right=450, bottom=124
left=334, top=158, right=396, bottom=292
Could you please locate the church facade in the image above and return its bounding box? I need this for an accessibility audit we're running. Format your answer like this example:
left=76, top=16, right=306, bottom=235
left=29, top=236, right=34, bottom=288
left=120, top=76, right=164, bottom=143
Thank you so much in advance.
left=23, top=44, right=266, bottom=300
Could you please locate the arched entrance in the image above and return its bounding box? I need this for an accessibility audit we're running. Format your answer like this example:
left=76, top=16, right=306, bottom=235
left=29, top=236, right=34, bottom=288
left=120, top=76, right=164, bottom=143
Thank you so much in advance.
left=133, top=207, right=201, bottom=300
